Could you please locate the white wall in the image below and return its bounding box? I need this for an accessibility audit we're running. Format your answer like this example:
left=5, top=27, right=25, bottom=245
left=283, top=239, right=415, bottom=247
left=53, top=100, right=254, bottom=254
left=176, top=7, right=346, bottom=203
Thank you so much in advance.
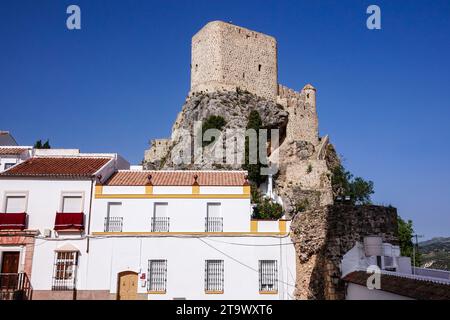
left=0, top=178, right=93, bottom=231
left=93, top=187, right=252, bottom=233
left=85, top=235, right=296, bottom=300
left=346, top=283, right=413, bottom=300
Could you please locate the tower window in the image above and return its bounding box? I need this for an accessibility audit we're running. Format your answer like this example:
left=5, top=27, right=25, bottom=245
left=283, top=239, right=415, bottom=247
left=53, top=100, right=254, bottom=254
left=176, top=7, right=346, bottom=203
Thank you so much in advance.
left=258, top=64, right=262, bottom=72
left=243, top=73, right=245, bottom=79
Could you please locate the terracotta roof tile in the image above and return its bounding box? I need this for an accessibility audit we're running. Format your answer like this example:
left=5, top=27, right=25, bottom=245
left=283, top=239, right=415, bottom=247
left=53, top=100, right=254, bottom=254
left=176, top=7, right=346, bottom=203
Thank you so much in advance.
left=0, top=157, right=111, bottom=178
left=343, top=270, right=450, bottom=300
left=105, top=171, right=247, bottom=186
left=0, top=147, right=29, bottom=155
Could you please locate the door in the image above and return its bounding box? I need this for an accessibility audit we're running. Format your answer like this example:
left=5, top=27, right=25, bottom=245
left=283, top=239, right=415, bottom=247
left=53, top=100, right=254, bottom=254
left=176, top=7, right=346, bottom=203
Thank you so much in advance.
left=0, top=252, right=20, bottom=290
left=117, top=271, right=138, bottom=300
left=1, top=252, right=20, bottom=273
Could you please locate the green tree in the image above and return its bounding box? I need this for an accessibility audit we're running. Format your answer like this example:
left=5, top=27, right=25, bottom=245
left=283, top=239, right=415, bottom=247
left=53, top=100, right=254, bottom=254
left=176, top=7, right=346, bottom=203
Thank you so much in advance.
left=201, top=115, right=226, bottom=147
left=253, top=198, right=283, bottom=220
left=332, top=164, right=374, bottom=204
left=243, top=110, right=265, bottom=186
left=34, top=139, right=51, bottom=149
left=398, top=216, right=422, bottom=266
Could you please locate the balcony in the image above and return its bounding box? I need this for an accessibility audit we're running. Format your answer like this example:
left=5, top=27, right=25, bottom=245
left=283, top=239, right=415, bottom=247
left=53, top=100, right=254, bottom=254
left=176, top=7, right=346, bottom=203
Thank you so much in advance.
left=0, top=213, right=27, bottom=231
left=151, top=217, right=170, bottom=232
left=104, top=217, right=123, bottom=232
left=205, top=217, right=223, bottom=232
left=54, top=212, right=84, bottom=231
left=0, top=273, right=33, bottom=300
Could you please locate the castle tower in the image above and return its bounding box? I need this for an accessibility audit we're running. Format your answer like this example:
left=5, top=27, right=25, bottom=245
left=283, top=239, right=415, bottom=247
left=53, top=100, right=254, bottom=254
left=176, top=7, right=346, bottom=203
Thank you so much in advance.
left=280, top=84, right=319, bottom=145
left=190, top=21, right=278, bottom=101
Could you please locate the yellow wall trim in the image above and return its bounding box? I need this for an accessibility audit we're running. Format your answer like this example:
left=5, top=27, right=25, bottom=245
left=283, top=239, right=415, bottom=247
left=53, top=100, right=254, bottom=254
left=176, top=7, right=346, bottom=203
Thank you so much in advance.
left=92, top=231, right=288, bottom=236
left=205, top=291, right=224, bottom=294
left=243, top=185, right=250, bottom=195
left=259, top=291, right=278, bottom=295
left=192, top=185, right=200, bottom=195
left=95, top=185, right=103, bottom=195
left=95, top=193, right=250, bottom=199
left=147, top=291, right=166, bottom=294
left=278, top=220, right=287, bottom=233
left=250, top=220, right=258, bottom=232
left=145, top=185, right=153, bottom=195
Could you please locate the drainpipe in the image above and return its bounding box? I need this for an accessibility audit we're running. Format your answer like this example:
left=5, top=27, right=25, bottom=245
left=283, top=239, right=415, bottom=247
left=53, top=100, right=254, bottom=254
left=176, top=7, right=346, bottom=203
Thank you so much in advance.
left=86, top=176, right=96, bottom=253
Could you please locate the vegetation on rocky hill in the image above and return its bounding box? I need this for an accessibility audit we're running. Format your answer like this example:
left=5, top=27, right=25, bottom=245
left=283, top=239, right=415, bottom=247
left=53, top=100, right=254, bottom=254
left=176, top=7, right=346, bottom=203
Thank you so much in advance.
left=419, top=237, right=450, bottom=270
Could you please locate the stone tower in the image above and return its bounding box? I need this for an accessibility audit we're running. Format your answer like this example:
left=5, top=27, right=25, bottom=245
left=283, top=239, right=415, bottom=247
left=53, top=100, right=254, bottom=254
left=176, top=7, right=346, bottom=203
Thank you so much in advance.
left=190, top=21, right=278, bottom=101
left=277, top=84, right=319, bottom=145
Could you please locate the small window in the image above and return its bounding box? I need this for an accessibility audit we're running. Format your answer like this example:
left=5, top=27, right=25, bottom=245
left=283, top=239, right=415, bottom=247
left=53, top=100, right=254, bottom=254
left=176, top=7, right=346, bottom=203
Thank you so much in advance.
left=205, top=260, right=224, bottom=293
left=5, top=195, right=26, bottom=213
left=52, top=251, right=78, bottom=290
left=206, top=203, right=223, bottom=232
left=62, top=195, right=83, bottom=213
left=105, top=202, right=123, bottom=232
left=148, top=260, right=167, bottom=292
left=4, top=163, right=15, bottom=170
left=152, top=203, right=169, bottom=232
left=243, top=73, right=245, bottom=79
left=259, top=260, right=278, bottom=293
left=258, top=64, right=262, bottom=72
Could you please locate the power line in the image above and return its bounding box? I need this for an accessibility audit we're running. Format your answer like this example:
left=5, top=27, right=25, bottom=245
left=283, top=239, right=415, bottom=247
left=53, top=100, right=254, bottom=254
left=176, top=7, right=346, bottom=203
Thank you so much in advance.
left=197, top=237, right=297, bottom=289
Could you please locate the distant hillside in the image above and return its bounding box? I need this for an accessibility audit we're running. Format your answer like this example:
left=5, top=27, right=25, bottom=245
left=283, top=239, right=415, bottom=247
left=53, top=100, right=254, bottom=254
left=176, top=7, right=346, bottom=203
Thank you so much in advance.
left=419, top=237, right=450, bottom=271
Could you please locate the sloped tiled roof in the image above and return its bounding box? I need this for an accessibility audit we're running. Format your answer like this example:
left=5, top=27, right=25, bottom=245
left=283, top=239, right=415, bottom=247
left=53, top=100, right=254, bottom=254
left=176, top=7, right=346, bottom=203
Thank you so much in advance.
left=105, top=170, right=247, bottom=186
left=0, top=157, right=111, bottom=178
left=343, top=271, right=450, bottom=300
left=0, top=147, right=29, bottom=155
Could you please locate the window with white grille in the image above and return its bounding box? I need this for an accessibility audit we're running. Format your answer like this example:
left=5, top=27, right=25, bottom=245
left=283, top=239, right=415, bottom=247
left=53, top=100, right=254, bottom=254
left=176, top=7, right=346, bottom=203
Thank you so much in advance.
left=258, top=260, right=278, bottom=293
left=61, top=195, right=83, bottom=212
left=152, top=203, right=169, bottom=232
left=5, top=195, right=26, bottom=213
left=148, top=260, right=167, bottom=292
left=105, top=202, right=123, bottom=232
left=206, top=203, right=222, bottom=232
left=205, top=260, right=224, bottom=292
left=52, top=251, right=78, bottom=290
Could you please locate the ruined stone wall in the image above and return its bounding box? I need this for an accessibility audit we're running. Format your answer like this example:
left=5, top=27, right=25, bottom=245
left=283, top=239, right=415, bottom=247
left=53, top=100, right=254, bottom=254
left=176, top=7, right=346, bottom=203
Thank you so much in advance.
left=278, top=84, right=319, bottom=145
left=291, top=204, right=398, bottom=300
left=144, top=139, right=171, bottom=165
left=190, top=21, right=278, bottom=101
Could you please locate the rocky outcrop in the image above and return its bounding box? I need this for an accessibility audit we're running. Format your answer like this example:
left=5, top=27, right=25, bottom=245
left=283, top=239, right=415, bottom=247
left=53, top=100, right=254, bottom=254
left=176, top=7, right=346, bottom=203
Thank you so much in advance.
left=144, top=90, right=288, bottom=170
left=290, top=204, right=398, bottom=300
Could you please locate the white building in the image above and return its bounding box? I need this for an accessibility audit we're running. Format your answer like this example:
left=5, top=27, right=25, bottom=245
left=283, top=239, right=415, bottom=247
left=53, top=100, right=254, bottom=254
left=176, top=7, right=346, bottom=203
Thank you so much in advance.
left=0, top=150, right=129, bottom=300
left=0, top=154, right=296, bottom=300
left=0, top=146, right=32, bottom=172
left=341, top=236, right=450, bottom=300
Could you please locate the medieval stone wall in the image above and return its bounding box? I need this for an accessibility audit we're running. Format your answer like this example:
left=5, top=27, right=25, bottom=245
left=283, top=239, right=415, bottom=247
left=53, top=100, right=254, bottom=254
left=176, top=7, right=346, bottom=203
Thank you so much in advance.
left=190, top=21, right=278, bottom=101
left=291, top=204, right=398, bottom=300
left=278, top=84, right=319, bottom=145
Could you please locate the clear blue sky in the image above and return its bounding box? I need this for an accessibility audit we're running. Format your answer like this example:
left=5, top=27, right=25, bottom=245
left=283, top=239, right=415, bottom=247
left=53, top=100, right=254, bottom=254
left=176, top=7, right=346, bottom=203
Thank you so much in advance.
left=1, top=0, right=449, bottom=240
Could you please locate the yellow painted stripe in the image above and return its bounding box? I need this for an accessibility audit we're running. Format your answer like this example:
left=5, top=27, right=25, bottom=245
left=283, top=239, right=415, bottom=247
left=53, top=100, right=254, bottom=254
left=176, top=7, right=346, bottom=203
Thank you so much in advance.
left=95, top=193, right=250, bottom=199
left=250, top=220, right=258, bottom=232
left=259, top=291, right=278, bottom=295
left=92, top=231, right=288, bottom=236
left=95, top=185, right=103, bottom=195
left=279, top=220, right=287, bottom=233
left=192, top=185, right=200, bottom=194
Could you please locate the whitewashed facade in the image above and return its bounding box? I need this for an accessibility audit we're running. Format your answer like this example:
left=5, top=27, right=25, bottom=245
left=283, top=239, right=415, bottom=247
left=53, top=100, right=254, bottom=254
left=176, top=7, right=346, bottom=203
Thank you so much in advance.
left=0, top=156, right=296, bottom=300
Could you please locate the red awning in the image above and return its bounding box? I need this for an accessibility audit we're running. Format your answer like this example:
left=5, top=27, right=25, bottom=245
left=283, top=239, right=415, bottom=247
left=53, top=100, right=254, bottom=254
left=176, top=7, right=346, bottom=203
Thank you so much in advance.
left=0, top=213, right=27, bottom=230
left=54, top=213, right=84, bottom=231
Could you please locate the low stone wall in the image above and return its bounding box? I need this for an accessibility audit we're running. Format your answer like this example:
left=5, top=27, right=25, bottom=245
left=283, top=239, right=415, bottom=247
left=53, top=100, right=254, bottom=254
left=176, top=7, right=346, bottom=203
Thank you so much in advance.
left=290, top=204, right=398, bottom=300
